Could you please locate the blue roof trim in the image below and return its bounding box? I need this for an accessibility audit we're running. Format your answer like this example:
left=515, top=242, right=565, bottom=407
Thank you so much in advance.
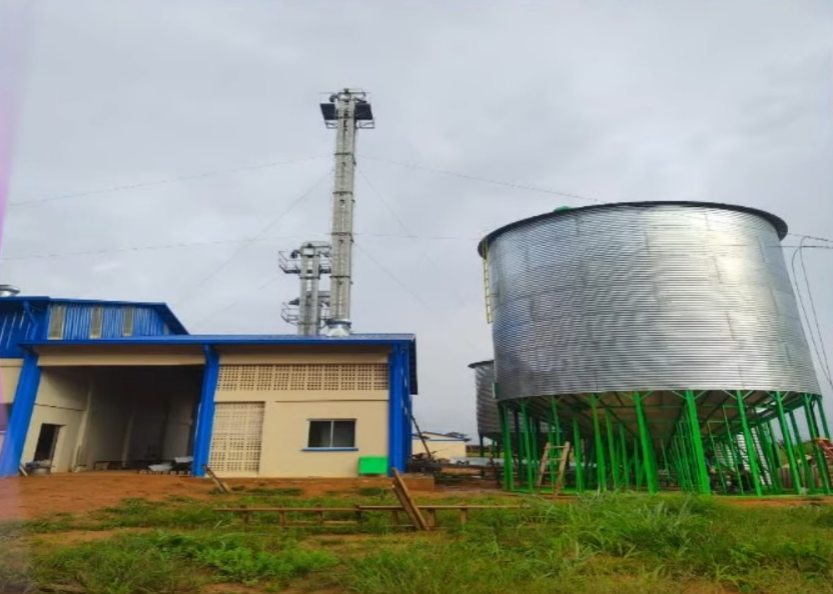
left=0, top=296, right=187, bottom=335
left=20, top=333, right=415, bottom=345
left=21, top=333, right=418, bottom=394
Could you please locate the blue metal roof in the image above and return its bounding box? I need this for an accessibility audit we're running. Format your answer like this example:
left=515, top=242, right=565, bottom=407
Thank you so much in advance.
left=0, top=296, right=187, bottom=335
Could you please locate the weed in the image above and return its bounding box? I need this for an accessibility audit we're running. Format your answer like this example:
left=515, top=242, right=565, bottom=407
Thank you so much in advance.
left=34, top=537, right=201, bottom=594
left=151, top=531, right=336, bottom=585
left=246, top=487, right=305, bottom=497
left=355, top=487, right=388, bottom=497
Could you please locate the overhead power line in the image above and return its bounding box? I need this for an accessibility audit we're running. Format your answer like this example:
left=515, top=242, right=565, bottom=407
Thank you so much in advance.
left=173, top=169, right=332, bottom=307
left=790, top=239, right=833, bottom=390
left=354, top=241, right=481, bottom=355
left=8, top=154, right=327, bottom=209
left=360, top=153, right=833, bottom=247
left=0, top=232, right=484, bottom=262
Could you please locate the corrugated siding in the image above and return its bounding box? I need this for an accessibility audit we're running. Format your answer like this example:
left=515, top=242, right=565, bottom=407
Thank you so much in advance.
left=0, top=310, right=37, bottom=356
left=132, top=307, right=168, bottom=336
left=53, top=304, right=170, bottom=340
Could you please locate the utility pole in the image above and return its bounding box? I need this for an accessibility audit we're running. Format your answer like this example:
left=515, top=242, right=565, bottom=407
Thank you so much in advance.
left=280, top=88, right=373, bottom=336
left=320, top=89, right=374, bottom=336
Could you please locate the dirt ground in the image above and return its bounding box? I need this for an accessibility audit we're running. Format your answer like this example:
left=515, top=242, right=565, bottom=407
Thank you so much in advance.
left=1, top=472, right=827, bottom=520
left=0, top=472, right=436, bottom=520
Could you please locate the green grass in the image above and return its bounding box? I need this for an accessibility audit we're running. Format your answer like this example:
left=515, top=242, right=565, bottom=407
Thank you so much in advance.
left=5, top=492, right=832, bottom=593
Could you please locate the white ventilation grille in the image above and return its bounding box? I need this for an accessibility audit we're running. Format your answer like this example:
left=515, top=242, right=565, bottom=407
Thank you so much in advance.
left=209, top=402, right=264, bottom=473
left=217, top=364, right=388, bottom=391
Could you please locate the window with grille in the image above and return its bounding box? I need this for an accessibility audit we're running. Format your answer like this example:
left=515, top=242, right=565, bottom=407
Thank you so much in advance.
left=123, top=307, right=134, bottom=337
left=216, top=364, right=388, bottom=391
left=90, top=307, right=103, bottom=339
left=307, top=419, right=356, bottom=448
left=209, top=402, right=264, bottom=473
left=47, top=306, right=65, bottom=340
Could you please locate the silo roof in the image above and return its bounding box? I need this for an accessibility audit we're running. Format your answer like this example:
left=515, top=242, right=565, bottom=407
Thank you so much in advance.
left=477, top=200, right=788, bottom=257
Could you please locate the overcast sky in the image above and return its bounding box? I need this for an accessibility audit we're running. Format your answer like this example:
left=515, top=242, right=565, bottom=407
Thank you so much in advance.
left=1, top=1, right=831, bottom=436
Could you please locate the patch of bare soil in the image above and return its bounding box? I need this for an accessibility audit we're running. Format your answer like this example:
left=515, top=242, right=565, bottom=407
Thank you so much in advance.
left=0, top=473, right=435, bottom=520
left=0, top=473, right=215, bottom=520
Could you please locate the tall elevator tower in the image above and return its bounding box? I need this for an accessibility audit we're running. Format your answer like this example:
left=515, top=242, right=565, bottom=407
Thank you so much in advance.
left=280, top=89, right=374, bottom=336
left=321, top=88, right=375, bottom=336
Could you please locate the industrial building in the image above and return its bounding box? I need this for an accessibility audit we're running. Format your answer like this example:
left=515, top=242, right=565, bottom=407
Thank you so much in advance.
left=0, top=294, right=416, bottom=478
left=477, top=201, right=831, bottom=496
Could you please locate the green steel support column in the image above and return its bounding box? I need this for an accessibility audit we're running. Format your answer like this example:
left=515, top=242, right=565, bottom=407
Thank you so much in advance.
left=605, top=409, right=621, bottom=489
left=788, top=409, right=813, bottom=491
left=620, top=424, right=631, bottom=488
left=757, top=423, right=781, bottom=493
left=519, top=402, right=535, bottom=491
left=479, top=435, right=485, bottom=458
left=633, top=392, right=658, bottom=493
left=660, top=440, right=670, bottom=488
left=499, top=403, right=513, bottom=491
left=551, top=398, right=562, bottom=445
left=773, top=392, right=802, bottom=494
left=672, top=437, right=690, bottom=491
left=633, top=437, right=643, bottom=490
left=590, top=395, right=607, bottom=490
left=707, top=424, right=727, bottom=494
left=765, top=421, right=784, bottom=492
left=529, top=413, right=540, bottom=485
left=803, top=394, right=831, bottom=494
left=815, top=395, right=832, bottom=439
left=720, top=407, right=745, bottom=492
left=734, top=391, right=763, bottom=496
left=513, top=410, right=522, bottom=488
left=572, top=417, right=584, bottom=493
left=684, top=391, right=711, bottom=494
left=547, top=419, right=556, bottom=491
left=719, top=438, right=742, bottom=495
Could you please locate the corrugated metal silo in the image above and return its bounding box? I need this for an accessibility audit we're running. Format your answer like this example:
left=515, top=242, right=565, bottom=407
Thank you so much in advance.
left=479, top=202, right=830, bottom=496
left=468, top=360, right=499, bottom=439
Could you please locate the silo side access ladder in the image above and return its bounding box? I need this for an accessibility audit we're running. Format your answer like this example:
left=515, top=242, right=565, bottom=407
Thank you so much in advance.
left=536, top=442, right=571, bottom=494
left=814, top=438, right=833, bottom=464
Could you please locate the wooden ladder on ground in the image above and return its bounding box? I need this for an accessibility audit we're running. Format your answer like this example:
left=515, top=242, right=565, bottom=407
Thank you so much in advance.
left=391, top=468, right=429, bottom=531
left=536, top=442, right=571, bottom=495
left=814, top=438, right=833, bottom=465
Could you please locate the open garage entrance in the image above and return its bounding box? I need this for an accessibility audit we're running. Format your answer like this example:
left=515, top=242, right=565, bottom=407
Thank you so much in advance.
left=22, top=365, right=203, bottom=473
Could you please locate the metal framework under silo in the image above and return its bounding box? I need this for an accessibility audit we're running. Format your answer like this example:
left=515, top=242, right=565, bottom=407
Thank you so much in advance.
left=479, top=201, right=832, bottom=496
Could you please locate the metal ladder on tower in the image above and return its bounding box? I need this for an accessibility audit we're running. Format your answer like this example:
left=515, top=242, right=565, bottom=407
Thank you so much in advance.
left=536, top=442, right=572, bottom=495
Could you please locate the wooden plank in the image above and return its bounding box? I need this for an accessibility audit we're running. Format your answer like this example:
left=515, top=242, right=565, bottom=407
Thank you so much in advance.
left=202, top=465, right=230, bottom=494
left=536, top=443, right=552, bottom=487
left=392, top=468, right=429, bottom=531
left=553, top=442, right=571, bottom=497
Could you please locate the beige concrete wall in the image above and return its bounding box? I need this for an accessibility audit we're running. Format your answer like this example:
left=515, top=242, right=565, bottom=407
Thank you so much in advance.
left=261, top=400, right=388, bottom=478
left=23, top=368, right=90, bottom=472
left=212, top=350, right=391, bottom=478
left=0, top=359, right=22, bottom=404
left=37, top=345, right=203, bottom=366
left=413, top=438, right=467, bottom=460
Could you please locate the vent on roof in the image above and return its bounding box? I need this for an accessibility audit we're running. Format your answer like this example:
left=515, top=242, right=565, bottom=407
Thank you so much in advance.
left=0, top=285, right=20, bottom=297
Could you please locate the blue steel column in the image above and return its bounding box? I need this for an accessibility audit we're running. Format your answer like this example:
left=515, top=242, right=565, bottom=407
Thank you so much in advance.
left=400, top=344, right=413, bottom=462
left=387, top=344, right=407, bottom=475
left=0, top=352, right=43, bottom=476
left=191, top=346, right=220, bottom=478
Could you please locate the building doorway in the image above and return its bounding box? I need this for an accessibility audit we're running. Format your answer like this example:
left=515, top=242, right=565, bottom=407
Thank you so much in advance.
left=34, top=423, right=61, bottom=462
